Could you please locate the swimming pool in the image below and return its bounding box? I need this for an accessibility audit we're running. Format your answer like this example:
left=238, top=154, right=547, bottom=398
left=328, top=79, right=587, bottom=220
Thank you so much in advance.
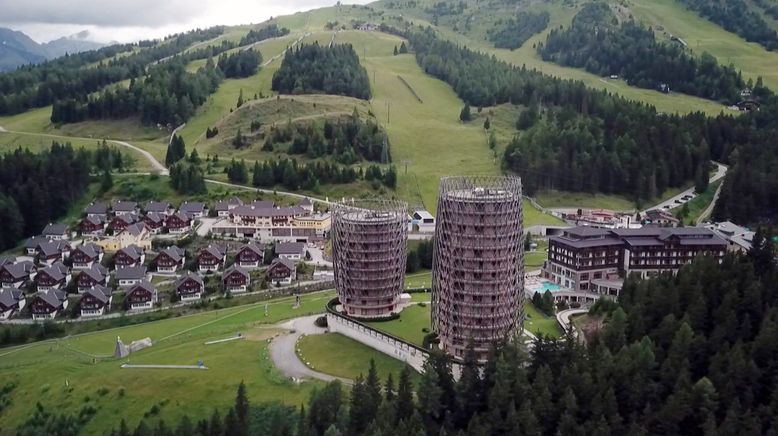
left=538, top=282, right=562, bottom=292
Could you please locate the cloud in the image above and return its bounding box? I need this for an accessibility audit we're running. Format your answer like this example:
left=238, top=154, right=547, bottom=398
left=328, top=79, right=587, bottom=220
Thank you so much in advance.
left=0, top=0, right=201, bottom=27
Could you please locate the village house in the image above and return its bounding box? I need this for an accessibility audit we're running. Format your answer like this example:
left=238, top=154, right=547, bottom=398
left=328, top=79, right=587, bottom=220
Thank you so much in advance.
left=176, top=272, right=205, bottom=301
left=142, top=212, right=166, bottom=234
left=84, top=202, right=109, bottom=218
left=80, top=215, right=107, bottom=236
left=116, top=266, right=148, bottom=288
left=214, top=197, right=244, bottom=217
left=0, top=288, right=25, bottom=320
left=211, top=200, right=330, bottom=242
left=267, top=258, right=296, bottom=286
left=0, top=261, right=36, bottom=288
left=144, top=201, right=174, bottom=216
left=198, top=245, right=227, bottom=272
left=236, top=242, right=264, bottom=268
left=166, top=212, right=192, bottom=234
left=299, top=197, right=314, bottom=213
left=180, top=201, right=207, bottom=218
left=113, top=201, right=139, bottom=216
left=23, top=236, right=49, bottom=255
left=109, top=213, right=139, bottom=233
left=76, top=264, right=109, bottom=293
left=125, top=280, right=156, bottom=310
left=222, top=264, right=250, bottom=294
left=117, top=223, right=151, bottom=250
left=79, top=285, right=112, bottom=317
left=0, top=256, right=13, bottom=270
left=36, top=240, right=71, bottom=265
left=70, top=243, right=104, bottom=270
left=114, top=245, right=145, bottom=269
left=35, top=262, right=70, bottom=292
left=643, top=209, right=680, bottom=227
left=42, top=223, right=69, bottom=240
left=154, top=246, right=186, bottom=273
left=276, top=242, right=306, bottom=261
left=30, top=290, right=68, bottom=320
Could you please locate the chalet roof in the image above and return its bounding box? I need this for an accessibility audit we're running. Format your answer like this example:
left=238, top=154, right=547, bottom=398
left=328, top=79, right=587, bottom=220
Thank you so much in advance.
left=84, top=285, right=112, bottom=303
left=115, top=266, right=147, bottom=280
left=113, top=201, right=138, bottom=212
left=43, top=223, right=68, bottom=236
left=644, top=209, right=679, bottom=222
left=143, top=212, right=165, bottom=224
left=84, top=202, right=109, bottom=215
left=24, top=235, right=50, bottom=249
left=276, top=242, right=305, bottom=255
left=118, top=245, right=144, bottom=260
left=0, top=256, right=14, bottom=267
left=82, top=215, right=105, bottom=226
left=215, top=197, right=244, bottom=211
left=175, top=271, right=204, bottom=288
left=159, top=246, right=185, bottom=262
left=38, top=240, right=67, bottom=257
left=35, top=290, right=67, bottom=308
left=200, top=245, right=226, bottom=259
left=73, top=243, right=102, bottom=258
left=79, top=264, right=108, bottom=282
left=551, top=235, right=624, bottom=249
left=180, top=202, right=206, bottom=213
left=269, top=258, right=296, bottom=272
left=169, top=212, right=191, bottom=222
left=0, top=288, right=23, bottom=307
left=129, top=280, right=155, bottom=295
left=239, top=242, right=264, bottom=256
left=223, top=264, right=249, bottom=280
left=144, top=201, right=171, bottom=213
left=563, top=226, right=612, bottom=238
left=611, top=227, right=664, bottom=238
left=121, top=223, right=147, bottom=237
left=678, top=236, right=728, bottom=246
left=2, top=261, right=34, bottom=279
left=300, top=197, right=313, bottom=206
left=112, top=213, right=139, bottom=225
left=39, top=262, right=68, bottom=281
left=623, top=237, right=664, bottom=247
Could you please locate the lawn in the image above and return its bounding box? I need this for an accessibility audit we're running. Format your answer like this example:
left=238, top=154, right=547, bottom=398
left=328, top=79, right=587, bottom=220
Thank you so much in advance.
left=525, top=239, right=549, bottom=272
left=670, top=179, right=723, bottom=225
left=535, top=190, right=637, bottom=211
left=296, top=333, right=421, bottom=382
left=404, top=270, right=432, bottom=289
left=524, top=302, right=562, bottom=339
left=0, top=290, right=337, bottom=434
left=365, top=303, right=431, bottom=347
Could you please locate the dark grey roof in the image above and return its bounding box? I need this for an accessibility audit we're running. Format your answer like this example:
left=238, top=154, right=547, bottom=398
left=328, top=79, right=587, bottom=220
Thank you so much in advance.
left=200, top=245, right=226, bottom=259
left=74, top=243, right=101, bottom=258
left=215, top=197, right=244, bottom=211
left=84, top=285, right=112, bottom=303
left=160, top=246, right=185, bottom=262
left=552, top=236, right=624, bottom=249
left=300, top=197, right=313, bottom=206
left=176, top=271, right=204, bottom=288
left=115, top=266, right=147, bottom=280
left=0, top=256, right=14, bottom=267
left=84, top=202, right=109, bottom=215
left=270, top=258, right=296, bottom=271
left=39, top=262, right=68, bottom=281
left=121, top=223, right=147, bottom=236
left=38, top=241, right=65, bottom=257
left=144, top=201, right=171, bottom=213
left=239, top=242, right=264, bottom=256
left=0, top=288, right=23, bottom=307
left=611, top=227, right=664, bottom=237
left=623, top=237, right=664, bottom=247
left=24, top=235, right=50, bottom=249
left=144, top=212, right=165, bottom=224
left=79, top=265, right=108, bottom=282
left=2, top=261, right=34, bottom=279
left=43, top=223, right=68, bottom=236
left=223, top=264, right=249, bottom=280
left=169, top=212, right=192, bottom=223
left=129, top=280, right=155, bottom=294
left=36, top=290, right=67, bottom=308
left=564, top=226, right=612, bottom=238
left=112, top=213, right=139, bottom=225
left=118, top=245, right=144, bottom=260
left=276, top=242, right=306, bottom=255
left=113, top=201, right=138, bottom=212
left=679, top=236, right=728, bottom=246
left=82, top=215, right=105, bottom=226
left=180, top=202, right=206, bottom=213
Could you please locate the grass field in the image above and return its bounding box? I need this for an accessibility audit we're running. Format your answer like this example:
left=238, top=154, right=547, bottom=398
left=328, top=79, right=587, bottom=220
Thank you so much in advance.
left=534, top=190, right=637, bottom=211
left=0, top=290, right=337, bottom=433
left=296, top=333, right=421, bottom=382
left=525, top=239, right=549, bottom=271
left=405, top=270, right=432, bottom=289
left=524, top=302, right=562, bottom=339
left=365, top=303, right=431, bottom=347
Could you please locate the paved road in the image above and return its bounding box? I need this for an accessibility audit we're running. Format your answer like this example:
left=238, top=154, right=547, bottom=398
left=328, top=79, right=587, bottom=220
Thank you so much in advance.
left=269, top=315, right=352, bottom=384
left=109, top=140, right=168, bottom=175
left=196, top=217, right=219, bottom=237
left=642, top=162, right=727, bottom=214
left=696, top=178, right=725, bottom=225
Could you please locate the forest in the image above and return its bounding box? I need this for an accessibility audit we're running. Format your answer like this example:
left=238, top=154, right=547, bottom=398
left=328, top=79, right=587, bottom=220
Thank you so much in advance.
left=678, top=0, right=778, bottom=51
left=249, top=157, right=397, bottom=191
left=0, top=142, right=129, bottom=251
left=72, top=245, right=778, bottom=436
left=238, top=24, right=291, bottom=46
left=271, top=43, right=372, bottom=100
left=487, top=10, right=550, bottom=50
left=217, top=50, right=263, bottom=79
left=538, top=3, right=745, bottom=103
left=263, top=111, right=390, bottom=164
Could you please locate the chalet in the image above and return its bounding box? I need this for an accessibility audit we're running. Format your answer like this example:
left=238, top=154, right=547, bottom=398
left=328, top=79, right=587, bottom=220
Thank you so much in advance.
left=198, top=245, right=226, bottom=272
left=155, top=246, right=186, bottom=273
left=24, top=236, right=49, bottom=255
left=222, top=264, right=250, bottom=294
left=109, top=213, right=139, bottom=232
left=276, top=242, right=305, bottom=261
left=125, top=281, right=156, bottom=310
left=35, top=262, right=70, bottom=291
left=114, top=245, right=145, bottom=268
left=70, top=243, right=104, bottom=269
left=0, top=256, right=13, bottom=268
left=79, top=285, right=112, bottom=317
left=42, top=223, right=69, bottom=240
left=267, top=258, right=296, bottom=285
left=215, top=197, right=244, bottom=217
left=166, top=212, right=192, bottom=234
left=175, top=272, right=204, bottom=301
left=84, top=202, right=109, bottom=218
left=0, top=261, right=36, bottom=288
left=113, top=201, right=138, bottom=216
left=236, top=242, right=264, bottom=268
left=144, top=201, right=174, bottom=215
left=180, top=201, right=207, bottom=218
left=116, top=223, right=151, bottom=250
left=0, top=288, right=25, bottom=320
left=36, top=240, right=70, bottom=265
left=142, top=212, right=165, bottom=234
left=80, top=215, right=107, bottom=236
left=76, top=264, right=109, bottom=293
left=30, top=290, right=68, bottom=320
left=643, top=209, right=680, bottom=227
left=115, top=266, right=148, bottom=287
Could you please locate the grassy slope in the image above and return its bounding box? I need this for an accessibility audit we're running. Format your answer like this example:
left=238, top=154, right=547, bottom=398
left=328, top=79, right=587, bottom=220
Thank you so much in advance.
left=524, top=302, right=562, bottom=339
left=525, top=239, right=549, bottom=271
left=365, top=303, right=431, bottom=347
left=0, top=290, right=336, bottom=433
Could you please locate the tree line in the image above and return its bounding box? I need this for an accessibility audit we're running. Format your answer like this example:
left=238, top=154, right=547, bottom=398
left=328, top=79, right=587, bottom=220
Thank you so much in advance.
left=263, top=110, right=390, bottom=164
left=538, top=3, right=746, bottom=103
left=0, top=142, right=129, bottom=250
left=406, top=238, right=433, bottom=273
left=487, top=10, right=550, bottom=50
left=249, top=157, right=397, bottom=191
left=271, top=43, right=372, bottom=100
left=238, top=24, right=291, bottom=46
left=679, top=0, right=778, bottom=51
left=217, top=49, right=262, bottom=79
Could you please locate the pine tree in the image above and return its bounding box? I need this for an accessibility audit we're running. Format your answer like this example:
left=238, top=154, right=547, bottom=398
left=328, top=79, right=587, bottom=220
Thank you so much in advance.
left=399, top=42, right=408, bottom=54
left=394, top=45, right=399, bottom=56
left=235, top=381, right=250, bottom=435
left=483, top=117, right=490, bottom=130
left=223, top=407, right=239, bottom=436
left=396, top=366, right=414, bottom=424
left=459, top=104, right=471, bottom=122
left=237, top=88, right=244, bottom=108
left=233, top=127, right=245, bottom=148
left=189, top=148, right=200, bottom=164
left=100, top=168, right=113, bottom=193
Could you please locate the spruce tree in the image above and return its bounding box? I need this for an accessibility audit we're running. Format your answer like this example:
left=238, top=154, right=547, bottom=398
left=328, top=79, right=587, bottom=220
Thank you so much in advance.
left=396, top=366, right=414, bottom=424
left=459, top=104, right=471, bottom=122
left=235, top=381, right=249, bottom=435
left=237, top=88, right=244, bottom=108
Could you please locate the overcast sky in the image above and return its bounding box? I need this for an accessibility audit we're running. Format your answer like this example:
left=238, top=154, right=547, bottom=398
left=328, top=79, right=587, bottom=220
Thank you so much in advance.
left=0, top=0, right=371, bottom=43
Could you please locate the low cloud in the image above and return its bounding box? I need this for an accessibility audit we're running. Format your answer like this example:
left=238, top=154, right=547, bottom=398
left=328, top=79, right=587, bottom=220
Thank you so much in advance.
left=0, top=0, right=201, bottom=27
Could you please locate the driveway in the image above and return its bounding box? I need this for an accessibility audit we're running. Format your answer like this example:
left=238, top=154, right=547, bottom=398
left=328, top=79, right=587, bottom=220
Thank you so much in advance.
left=642, top=162, right=727, bottom=213
left=196, top=217, right=220, bottom=237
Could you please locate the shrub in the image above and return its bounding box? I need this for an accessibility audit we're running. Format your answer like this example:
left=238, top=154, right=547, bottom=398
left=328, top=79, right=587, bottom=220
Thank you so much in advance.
left=314, top=316, right=328, bottom=328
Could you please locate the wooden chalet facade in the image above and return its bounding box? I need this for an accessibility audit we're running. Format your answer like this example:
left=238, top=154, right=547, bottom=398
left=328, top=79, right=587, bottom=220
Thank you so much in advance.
left=79, top=285, right=112, bottom=317
left=76, top=265, right=108, bottom=293
left=166, top=212, right=192, bottom=234
left=267, top=258, right=296, bottom=285
left=71, top=243, right=103, bottom=270
left=109, top=213, right=139, bottom=232
left=0, top=288, right=25, bottom=320
left=126, top=281, right=157, bottom=310
left=35, top=263, right=70, bottom=292
left=198, top=245, right=226, bottom=272
left=155, top=246, right=186, bottom=273
left=0, top=261, right=36, bottom=288
left=236, top=243, right=264, bottom=268
left=36, top=240, right=70, bottom=265
left=114, top=245, right=145, bottom=268
left=176, top=272, right=204, bottom=301
left=222, top=265, right=250, bottom=293
left=30, top=290, right=68, bottom=320
left=80, top=215, right=107, bottom=235
left=142, top=212, right=166, bottom=234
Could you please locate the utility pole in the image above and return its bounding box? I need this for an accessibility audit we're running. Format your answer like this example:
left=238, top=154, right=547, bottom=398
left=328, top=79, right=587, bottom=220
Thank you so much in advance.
left=402, top=159, right=410, bottom=175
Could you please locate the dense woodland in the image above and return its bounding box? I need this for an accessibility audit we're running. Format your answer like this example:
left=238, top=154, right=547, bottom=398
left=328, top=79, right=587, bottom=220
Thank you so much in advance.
left=249, top=157, right=397, bottom=191
left=0, top=142, right=129, bottom=250
left=679, top=0, right=778, bottom=51
left=263, top=111, right=390, bottom=164
left=238, top=24, right=290, bottom=46
left=271, top=43, right=372, bottom=99
left=487, top=10, right=550, bottom=50
left=538, top=3, right=745, bottom=103
left=217, top=50, right=262, bottom=79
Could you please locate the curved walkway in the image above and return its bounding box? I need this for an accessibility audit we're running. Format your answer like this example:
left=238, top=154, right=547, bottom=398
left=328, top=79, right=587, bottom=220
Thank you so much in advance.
left=108, top=140, right=168, bottom=174
left=556, top=308, right=588, bottom=334
left=269, top=314, right=352, bottom=384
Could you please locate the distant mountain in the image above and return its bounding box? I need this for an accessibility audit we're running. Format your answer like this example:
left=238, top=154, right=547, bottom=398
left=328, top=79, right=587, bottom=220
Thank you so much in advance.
left=0, top=27, right=105, bottom=72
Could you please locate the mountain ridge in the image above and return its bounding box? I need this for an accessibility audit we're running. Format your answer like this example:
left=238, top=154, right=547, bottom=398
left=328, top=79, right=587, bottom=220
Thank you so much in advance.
left=0, top=27, right=104, bottom=71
